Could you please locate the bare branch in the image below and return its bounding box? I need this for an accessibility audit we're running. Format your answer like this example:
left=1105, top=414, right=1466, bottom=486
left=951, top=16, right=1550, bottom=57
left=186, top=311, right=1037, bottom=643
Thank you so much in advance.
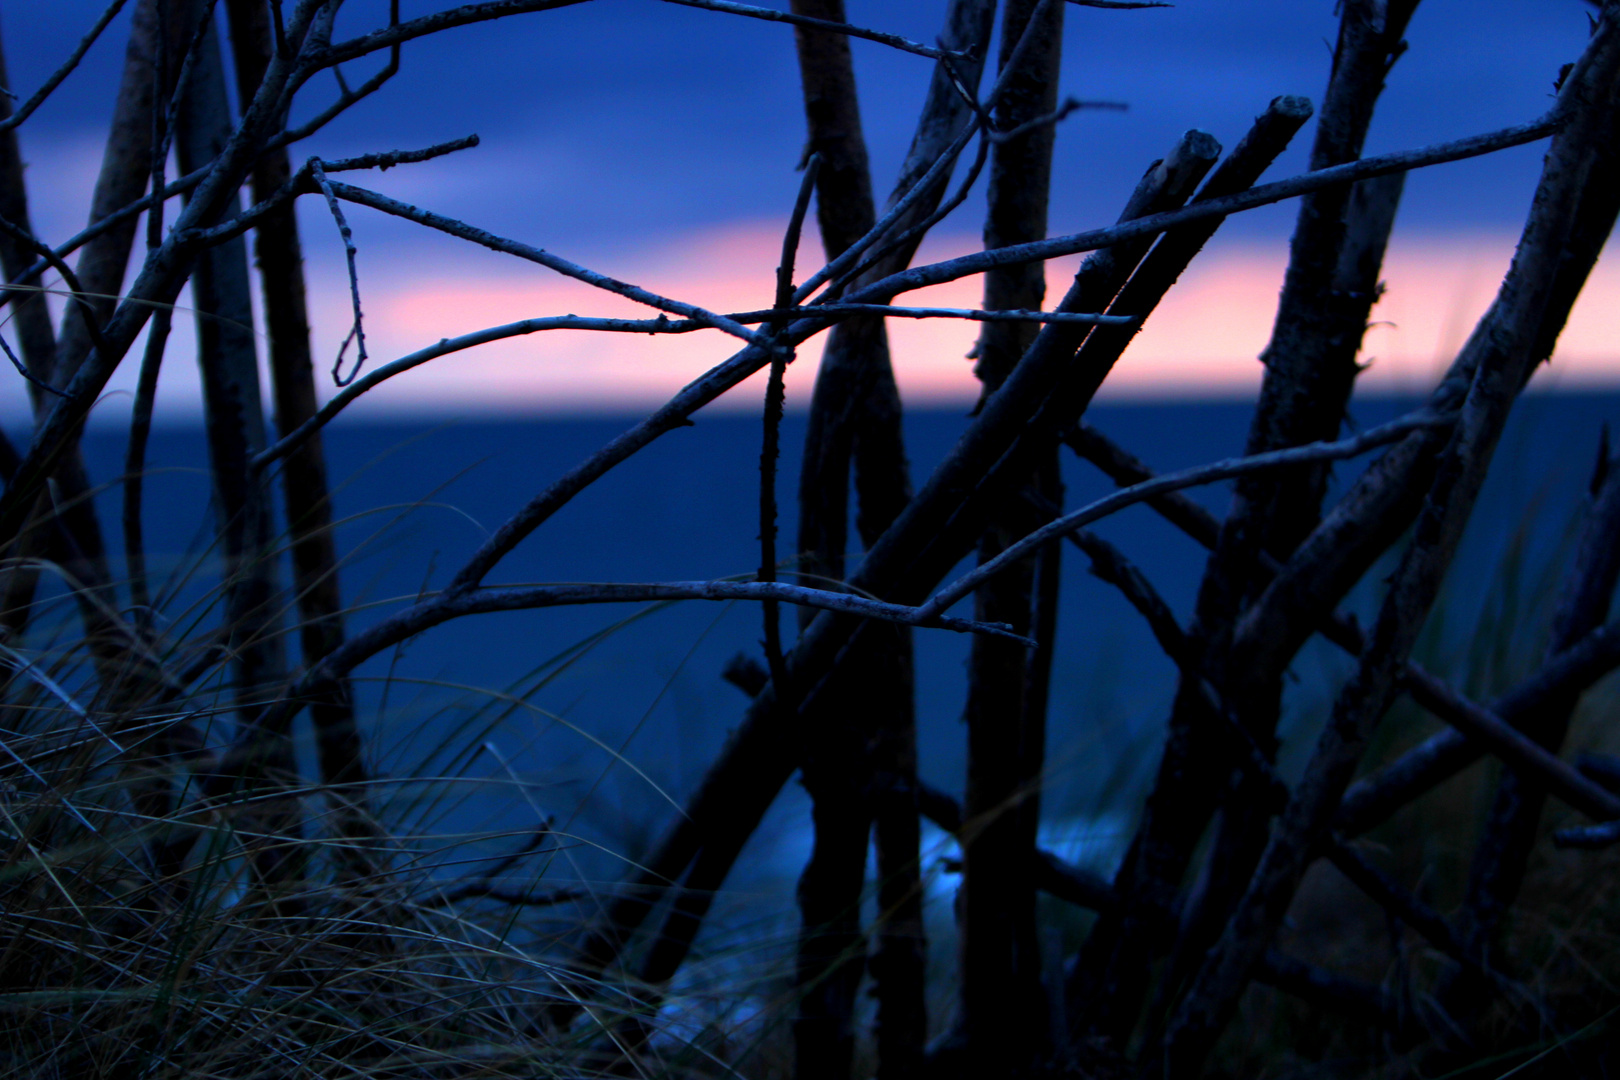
left=324, top=179, right=764, bottom=344
left=319, top=0, right=592, bottom=67
left=309, top=159, right=368, bottom=385
left=846, top=109, right=1564, bottom=307
left=662, top=0, right=956, bottom=60
left=1553, top=820, right=1620, bottom=849
left=0, top=332, right=64, bottom=398
left=122, top=306, right=172, bottom=620
left=319, top=134, right=481, bottom=173
left=1062, top=424, right=1221, bottom=547
left=1253, top=951, right=1400, bottom=1030
left=0, top=0, right=130, bottom=134
left=759, top=154, right=821, bottom=696
left=1402, top=667, right=1620, bottom=824
left=919, top=410, right=1451, bottom=620
left=793, top=117, right=981, bottom=303
left=330, top=579, right=1031, bottom=681
left=250, top=313, right=741, bottom=472
left=757, top=302, right=1133, bottom=325
left=1336, top=618, right=1620, bottom=836
left=988, top=95, right=1124, bottom=143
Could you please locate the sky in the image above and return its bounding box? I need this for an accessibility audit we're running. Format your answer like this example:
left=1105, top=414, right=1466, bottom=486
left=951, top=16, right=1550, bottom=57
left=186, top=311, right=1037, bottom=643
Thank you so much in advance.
left=1, top=0, right=1617, bottom=420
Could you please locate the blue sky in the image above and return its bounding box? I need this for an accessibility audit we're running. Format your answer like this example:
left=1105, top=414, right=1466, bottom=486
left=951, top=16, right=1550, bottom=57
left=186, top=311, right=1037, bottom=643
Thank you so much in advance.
left=2, top=0, right=1614, bottom=415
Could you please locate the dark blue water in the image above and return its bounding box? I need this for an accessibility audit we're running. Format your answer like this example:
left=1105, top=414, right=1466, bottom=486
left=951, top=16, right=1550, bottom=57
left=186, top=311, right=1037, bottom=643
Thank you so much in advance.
left=65, top=392, right=1618, bottom=921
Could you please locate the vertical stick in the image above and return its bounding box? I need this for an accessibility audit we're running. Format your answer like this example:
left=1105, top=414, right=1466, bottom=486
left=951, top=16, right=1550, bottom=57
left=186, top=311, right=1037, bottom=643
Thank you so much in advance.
left=222, top=0, right=378, bottom=869
left=174, top=1, right=297, bottom=890
left=961, top=2, right=1063, bottom=1072
left=0, top=12, right=138, bottom=673
left=1443, top=428, right=1620, bottom=1019
left=1071, top=0, right=1418, bottom=1043
left=1161, top=19, right=1620, bottom=1070
left=786, top=7, right=890, bottom=1076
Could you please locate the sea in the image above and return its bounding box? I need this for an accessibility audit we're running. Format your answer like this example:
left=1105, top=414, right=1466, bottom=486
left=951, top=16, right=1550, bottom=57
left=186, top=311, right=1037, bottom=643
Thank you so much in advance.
left=57, top=389, right=1620, bottom=991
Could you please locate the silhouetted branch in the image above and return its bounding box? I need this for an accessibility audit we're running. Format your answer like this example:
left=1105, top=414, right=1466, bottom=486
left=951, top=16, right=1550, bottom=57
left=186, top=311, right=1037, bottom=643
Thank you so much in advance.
left=322, top=179, right=763, bottom=344
left=921, top=410, right=1451, bottom=620
left=1337, top=618, right=1620, bottom=836
left=760, top=155, right=819, bottom=697
left=665, top=0, right=956, bottom=59
left=1253, top=950, right=1399, bottom=1030
left=1402, top=667, right=1620, bottom=823
left=0, top=0, right=129, bottom=134
left=1162, top=17, right=1620, bottom=1066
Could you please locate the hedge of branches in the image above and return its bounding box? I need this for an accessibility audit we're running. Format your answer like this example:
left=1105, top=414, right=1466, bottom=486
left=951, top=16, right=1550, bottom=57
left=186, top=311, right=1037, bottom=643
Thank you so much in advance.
left=2, top=0, right=1620, bottom=1077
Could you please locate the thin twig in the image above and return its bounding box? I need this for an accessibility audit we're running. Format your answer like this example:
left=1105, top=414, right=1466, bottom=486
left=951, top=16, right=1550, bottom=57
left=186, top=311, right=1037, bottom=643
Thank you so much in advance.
left=250, top=313, right=743, bottom=472
left=760, top=156, right=821, bottom=695
left=417, top=580, right=1029, bottom=642
left=735, top=303, right=1133, bottom=325
left=318, top=1, right=600, bottom=68
left=0, top=212, right=112, bottom=388
left=0, top=333, right=64, bottom=397
left=792, top=116, right=983, bottom=304
left=323, top=179, right=764, bottom=345
left=844, top=109, right=1566, bottom=307
left=660, top=0, right=957, bottom=60
left=1553, top=820, right=1620, bottom=849
left=830, top=131, right=991, bottom=295
left=988, top=96, right=1125, bottom=144
left=213, top=577, right=1029, bottom=785
left=308, top=159, right=367, bottom=385
left=318, top=134, right=481, bottom=173
left=0, top=0, right=129, bottom=134
left=123, top=306, right=173, bottom=621
left=919, top=410, right=1453, bottom=620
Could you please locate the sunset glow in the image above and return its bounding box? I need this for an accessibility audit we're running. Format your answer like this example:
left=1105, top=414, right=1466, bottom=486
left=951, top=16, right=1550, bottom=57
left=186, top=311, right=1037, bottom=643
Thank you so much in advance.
left=285, top=223, right=1618, bottom=417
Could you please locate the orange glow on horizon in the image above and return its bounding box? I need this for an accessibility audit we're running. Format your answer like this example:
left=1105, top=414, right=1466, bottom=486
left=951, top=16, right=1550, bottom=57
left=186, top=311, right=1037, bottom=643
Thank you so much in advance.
left=290, top=222, right=1620, bottom=415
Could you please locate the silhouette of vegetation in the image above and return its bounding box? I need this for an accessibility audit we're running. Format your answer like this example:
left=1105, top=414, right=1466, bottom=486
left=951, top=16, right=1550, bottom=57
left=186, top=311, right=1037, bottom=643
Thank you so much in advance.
left=2, top=0, right=1619, bottom=1076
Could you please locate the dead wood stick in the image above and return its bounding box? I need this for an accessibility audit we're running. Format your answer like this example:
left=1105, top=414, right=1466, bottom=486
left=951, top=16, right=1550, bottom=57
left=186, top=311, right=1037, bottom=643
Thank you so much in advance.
left=1449, top=427, right=1620, bottom=973
left=1402, top=668, right=1620, bottom=825
left=1337, top=619, right=1620, bottom=836
left=1160, top=17, right=1620, bottom=1069
left=960, top=1, right=1067, bottom=1068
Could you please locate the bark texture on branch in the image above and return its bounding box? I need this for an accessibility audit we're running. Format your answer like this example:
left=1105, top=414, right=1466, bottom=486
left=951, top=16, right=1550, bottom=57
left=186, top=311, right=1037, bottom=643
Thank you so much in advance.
left=787, top=4, right=922, bottom=1076
left=223, top=0, right=376, bottom=868
left=960, top=2, right=1065, bottom=1071
left=1066, top=7, right=1418, bottom=1049
left=175, top=5, right=295, bottom=888
left=1437, top=132, right=1620, bottom=1025
left=1161, top=16, right=1620, bottom=1071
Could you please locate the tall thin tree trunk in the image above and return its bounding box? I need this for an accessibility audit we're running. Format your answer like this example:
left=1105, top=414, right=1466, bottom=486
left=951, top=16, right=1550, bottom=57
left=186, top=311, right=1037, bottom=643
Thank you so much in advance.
left=1161, top=22, right=1620, bottom=1070
left=0, top=23, right=65, bottom=646
left=174, top=3, right=296, bottom=886
left=1066, top=0, right=1417, bottom=1047
left=557, top=2, right=995, bottom=1046
left=961, top=2, right=1063, bottom=1073
left=787, top=5, right=911, bottom=1078
left=223, top=0, right=376, bottom=867
left=0, top=3, right=186, bottom=690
